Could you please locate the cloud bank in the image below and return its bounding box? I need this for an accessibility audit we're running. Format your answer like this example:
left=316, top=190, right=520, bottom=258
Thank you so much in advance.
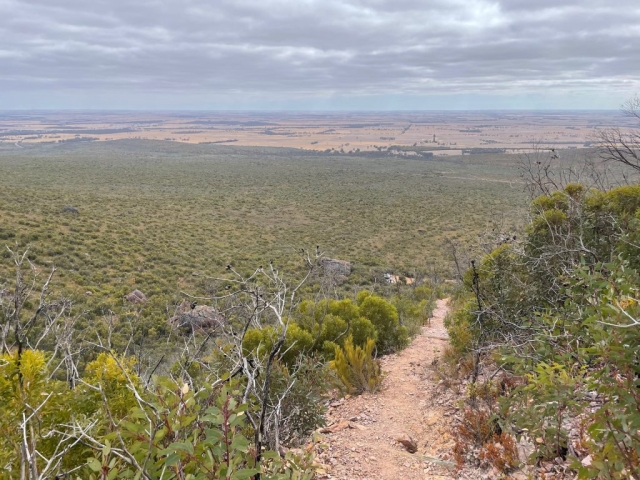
left=1, top=0, right=639, bottom=109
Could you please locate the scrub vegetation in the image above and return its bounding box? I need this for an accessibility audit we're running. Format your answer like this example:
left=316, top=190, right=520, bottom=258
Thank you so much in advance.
left=1, top=129, right=636, bottom=478
left=441, top=100, right=640, bottom=479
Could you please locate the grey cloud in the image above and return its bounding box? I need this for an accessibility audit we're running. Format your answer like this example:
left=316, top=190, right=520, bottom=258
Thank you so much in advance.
left=0, top=0, right=639, bottom=108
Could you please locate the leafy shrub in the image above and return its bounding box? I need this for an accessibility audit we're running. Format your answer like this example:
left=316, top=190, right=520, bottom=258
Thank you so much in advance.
left=448, top=182, right=640, bottom=477
left=296, top=293, right=421, bottom=356
left=0, top=350, right=81, bottom=473
left=82, top=378, right=315, bottom=479
left=508, top=362, right=580, bottom=460
left=83, top=351, right=140, bottom=418
left=317, top=314, right=349, bottom=348
left=349, top=316, right=378, bottom=348
left=358, top=294, right=407, bottom=353
left=243, top=322, right=313, bottom=365
left=0, top=349, right=315, bottom=479
left=265, top=356, right=331, bottom=447
left=330, top=336, right=382, bottom=394
left=443, top=302, right=475, bottom=355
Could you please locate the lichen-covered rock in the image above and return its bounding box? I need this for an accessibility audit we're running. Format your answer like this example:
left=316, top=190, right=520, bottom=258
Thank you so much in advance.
left=320, top=258, right=351, bottom=277
left=170, top=302, right=225, bottom=332
left=62, top=206, right=79, bottom=214
left=124, top=289, right=147, bottom=304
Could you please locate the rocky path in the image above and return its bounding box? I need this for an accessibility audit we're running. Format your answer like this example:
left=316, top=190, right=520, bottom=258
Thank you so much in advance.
left=314, top=298, right=463, bottom=480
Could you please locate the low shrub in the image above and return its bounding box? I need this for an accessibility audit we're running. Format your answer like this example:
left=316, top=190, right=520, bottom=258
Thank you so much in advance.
left=479, top=433, right=520, bottom=473
left=330, top=336, right=382, bottom=394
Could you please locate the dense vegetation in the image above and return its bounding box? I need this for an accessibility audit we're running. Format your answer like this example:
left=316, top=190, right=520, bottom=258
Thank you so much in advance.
left=0, top=139, right=527, bottom=289
left=445, top=161, right=640, bottom=477
left=0, top=140, right=462, bottom=477
left=0, top=139, right=529, bottom=360
left=2, top=133, right=637, bottom=478
left=0, top=243, right=439, bottom=478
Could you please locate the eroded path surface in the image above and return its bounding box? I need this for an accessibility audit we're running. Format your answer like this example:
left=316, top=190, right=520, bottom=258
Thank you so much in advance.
left=314, top=298, right=463, bottom=480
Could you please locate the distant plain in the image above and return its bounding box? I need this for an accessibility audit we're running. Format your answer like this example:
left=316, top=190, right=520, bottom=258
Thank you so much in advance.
left=0, top=110, right=630, bottom=154
left=0, top=111, right=617, bottom=317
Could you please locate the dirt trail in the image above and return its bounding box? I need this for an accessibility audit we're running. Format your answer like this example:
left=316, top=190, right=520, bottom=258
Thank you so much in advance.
left=315, top=298, right=462, bottom=480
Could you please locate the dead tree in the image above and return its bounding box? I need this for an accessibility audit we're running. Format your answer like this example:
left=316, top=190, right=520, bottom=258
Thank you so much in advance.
left=177, top=251, right=318, bottom=474
left=0, top=247, right=71, bottom=365
left=519, top=140, right=614, bottom=199
left=598, top=95, right=640, bottom=175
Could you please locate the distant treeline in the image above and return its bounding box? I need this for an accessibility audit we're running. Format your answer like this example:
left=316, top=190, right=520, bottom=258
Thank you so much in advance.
left=0, top=128, right=136, bottom=137
left=462, top=148, right=506, bottom=154
left=187, top=120, right=276, bottom=126
left=199, top=139, right=239, bottom=144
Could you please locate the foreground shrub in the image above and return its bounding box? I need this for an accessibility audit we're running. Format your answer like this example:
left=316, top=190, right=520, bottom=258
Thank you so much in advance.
left=479, top=433, right=520, bottom=473
left=447, top=182, right=640, bottom=477
left=0, top=350, right=82, bottom=474
left=330, top=336, right=382, bottom=394
left=358, top=294, right=408, bottom=354
left=0, top=348, right=315, bottom=479
left=86, top=378, right=315, bottom=479
left=242, top=322, right=314, bottom=365
left=83, top=351, right=140, bottom=418
left=265, top=356, right=331, bottom=448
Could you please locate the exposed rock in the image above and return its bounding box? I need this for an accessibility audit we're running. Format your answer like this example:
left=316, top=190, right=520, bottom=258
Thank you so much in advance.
left=396, top=434, right=418, bottom=453
left=318, top=420, right=351, bottom=434
left=384, top=274, right=415, bottom=285
left=62, top=205, right=79, bottom=214
left=170, top=301, right=225, bottom=332
left=320, top=258, right=352, bottom=277
left=348, top=421, right=367, bottom=431
left=125, top=289, right=147, bottom=304
left=517, top=436, right=535, bottom=463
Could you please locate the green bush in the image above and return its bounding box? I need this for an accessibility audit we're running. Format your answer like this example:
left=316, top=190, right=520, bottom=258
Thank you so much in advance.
left=349, top=316, right=378, bottom=348
left=448, top=183, right=640, bottom=477
left=330, top=336, right=382, bottom=394
left=242, top=322, right=313, bottom=365
left=358, top=294, right=407, bottom=353
left=0, top=350, right=315, bottom=479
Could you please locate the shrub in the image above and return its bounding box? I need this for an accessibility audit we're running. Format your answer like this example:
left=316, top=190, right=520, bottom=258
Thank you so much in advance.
left=349, top=316, right=378, bottom=348
left=242, top=322, right=313, bottom=365
left=83, top=351, right=140, bottom=418
left=330, top=336, right=382, bottom=394
left=0, top=350, right=81, bottom=473
left=317, top=314, right=349, bottom=347
left=358, top=294, right=406, bottom=353
left=82, top=378, right=315, bottom=479
left=447, top=182, right=640, bottom=477
left=265, top=356, right=330, bottom=447
left=443, top=303, right=475, bottom=355
left=479, top=433, right=520, bottom=473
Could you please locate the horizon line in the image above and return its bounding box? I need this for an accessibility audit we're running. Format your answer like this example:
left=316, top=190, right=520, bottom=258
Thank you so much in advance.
left=0, top=108, right=622, bottom=114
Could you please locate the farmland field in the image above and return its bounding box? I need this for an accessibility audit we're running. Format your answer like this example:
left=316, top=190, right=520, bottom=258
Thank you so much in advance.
left=0, top=110, right=630, bottom=154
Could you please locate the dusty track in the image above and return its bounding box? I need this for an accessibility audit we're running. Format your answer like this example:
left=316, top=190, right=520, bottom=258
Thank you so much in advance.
left=315, top=298, right=463, bottom=480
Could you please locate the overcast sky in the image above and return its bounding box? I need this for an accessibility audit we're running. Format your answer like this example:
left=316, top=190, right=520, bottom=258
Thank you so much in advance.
left=1, top=0, right=639, bottom=110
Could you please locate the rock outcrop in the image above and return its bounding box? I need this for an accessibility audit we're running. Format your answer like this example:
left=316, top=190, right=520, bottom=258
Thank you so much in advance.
left=124, top=289, right=147, bottom=304
left=320, top=258, right=352, bottom=277
left=170, top=301, right=225, bottom=333
left=62, top=206, right=79, bottom=214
